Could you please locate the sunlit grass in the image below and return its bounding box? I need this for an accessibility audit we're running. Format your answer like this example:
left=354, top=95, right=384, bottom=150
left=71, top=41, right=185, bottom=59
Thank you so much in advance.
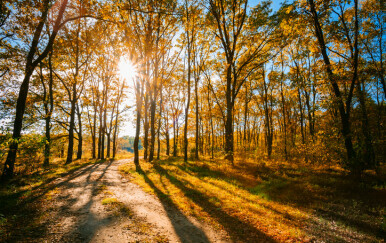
left=120, top=155, right=385, bottom=242
left=114, top=150, right=134, bottom=159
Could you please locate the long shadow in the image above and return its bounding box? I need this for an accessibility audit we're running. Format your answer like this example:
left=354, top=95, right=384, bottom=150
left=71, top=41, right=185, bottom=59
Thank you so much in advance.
left=0, top=159, right=115, bottom=242
left=315, top=207, right=386, bottom=238
left=172, top=160, right=385, bottom=241
left=172, top=164, right=308, bottom=226
left=136, top=165, right=211, bottom=243
left=151, top=163, right=277, bottom=243
left=22, top=160, right=106, bottom=204
left=0, top=160, right=105, bottom=212
left=55, top=159, right=116, bottom=242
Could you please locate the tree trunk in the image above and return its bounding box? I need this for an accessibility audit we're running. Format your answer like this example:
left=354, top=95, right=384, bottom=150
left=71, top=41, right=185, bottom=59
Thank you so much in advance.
left=106, top=133, right=111, bottom=158
left=184, top=53, right=191, bottom=162
left=66, top=85, right=76, bottom=164
left=2, top=68, right=34, bottom=179
left=173, top=115, right=177, bottom=156
left=297, top=87, right=305, bottom=144
left=149, top=98, right=156, bottom=161
left=92, top=110, right=96, bottom=159
left=112, top=103, right=120, bottom=159
left=144, top=93, right=149, bottom=160
left=262, top=67, right=272, bottom=159
left=134, top=79, right=142, bottom=167
left=157, top=83, right=163, bottom=160
left=195, top=76, right=199, bottom=160
left=101, top=104, right=106, bottom=160
left=224, top=64, right=234, bottom=162
left=280, top=80, right=288, bottom=160
left=76, top=103, right=82, bottom=160
left=98, top=108, right=102, bottom=159
left=166, top=110, right=170, bottom=156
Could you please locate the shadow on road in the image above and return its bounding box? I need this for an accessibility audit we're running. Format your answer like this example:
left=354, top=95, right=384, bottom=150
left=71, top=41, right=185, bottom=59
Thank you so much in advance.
left=136, top=164, right=211, bottom=243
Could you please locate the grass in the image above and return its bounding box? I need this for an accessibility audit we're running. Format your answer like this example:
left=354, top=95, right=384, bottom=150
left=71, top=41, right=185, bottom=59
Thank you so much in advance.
left=102, top=197, right=119, bottom=205
left=101, top=196, right=134, bottom=218
left=120, top=154, right=386, bottom=242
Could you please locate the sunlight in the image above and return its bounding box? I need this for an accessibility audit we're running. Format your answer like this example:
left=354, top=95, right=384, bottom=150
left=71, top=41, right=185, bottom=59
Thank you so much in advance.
left=119, top=57, right=137, bottom=81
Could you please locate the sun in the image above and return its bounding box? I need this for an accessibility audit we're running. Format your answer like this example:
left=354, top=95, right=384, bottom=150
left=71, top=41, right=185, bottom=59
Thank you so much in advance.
left=119, top=57, right=137, bottom=81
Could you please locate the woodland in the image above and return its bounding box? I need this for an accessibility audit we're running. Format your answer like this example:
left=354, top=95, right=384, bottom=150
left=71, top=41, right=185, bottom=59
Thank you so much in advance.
left=0, top=0, right=385, bottom=242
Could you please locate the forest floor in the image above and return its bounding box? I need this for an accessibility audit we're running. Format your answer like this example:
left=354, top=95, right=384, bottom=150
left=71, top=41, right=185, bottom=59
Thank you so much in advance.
left=0, top=155, right=385, bottom=242
left=120, top=155, right=386, bottom=243
left=0, top=158, right=230, bottom=243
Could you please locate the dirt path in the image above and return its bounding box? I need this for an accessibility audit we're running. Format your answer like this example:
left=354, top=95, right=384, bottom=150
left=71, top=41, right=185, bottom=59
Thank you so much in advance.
left=40, top=159, right=230, bottom=243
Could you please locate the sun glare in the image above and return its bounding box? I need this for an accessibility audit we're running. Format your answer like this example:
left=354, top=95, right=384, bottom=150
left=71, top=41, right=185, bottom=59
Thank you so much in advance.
left=119, top=58, right=137, bottom=81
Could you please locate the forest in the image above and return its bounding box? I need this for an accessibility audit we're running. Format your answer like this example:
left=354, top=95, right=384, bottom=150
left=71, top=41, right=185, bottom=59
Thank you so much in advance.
left=0, top=0, right=385, bottom=242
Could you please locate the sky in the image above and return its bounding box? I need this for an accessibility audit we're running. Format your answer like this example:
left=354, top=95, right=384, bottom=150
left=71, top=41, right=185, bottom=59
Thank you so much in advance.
left=119, top=0, right=286, bottom=137
left=250, top=0, right=284, bottom=11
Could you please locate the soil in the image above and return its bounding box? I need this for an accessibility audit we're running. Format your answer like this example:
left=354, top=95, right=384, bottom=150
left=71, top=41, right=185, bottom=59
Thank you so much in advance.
left=38, top=159, right=231, bottom=243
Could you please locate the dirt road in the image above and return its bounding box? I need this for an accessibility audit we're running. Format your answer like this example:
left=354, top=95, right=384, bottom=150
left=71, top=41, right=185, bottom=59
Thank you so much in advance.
left=40, top=159, right=230, bottom=243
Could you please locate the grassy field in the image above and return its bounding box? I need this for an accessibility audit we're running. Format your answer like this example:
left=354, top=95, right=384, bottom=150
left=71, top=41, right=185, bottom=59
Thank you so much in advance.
left=120, top=155, right=386, bottom=242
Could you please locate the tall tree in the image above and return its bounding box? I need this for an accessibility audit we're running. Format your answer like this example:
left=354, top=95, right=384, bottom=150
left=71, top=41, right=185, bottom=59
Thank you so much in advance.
left=2, top=0, right=69, bottom=179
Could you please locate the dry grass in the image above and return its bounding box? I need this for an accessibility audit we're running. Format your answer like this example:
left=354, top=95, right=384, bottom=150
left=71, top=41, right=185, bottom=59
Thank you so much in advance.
left=120, top=155, right=386, bottom=242
left=115, top=150, right=135, bottom=159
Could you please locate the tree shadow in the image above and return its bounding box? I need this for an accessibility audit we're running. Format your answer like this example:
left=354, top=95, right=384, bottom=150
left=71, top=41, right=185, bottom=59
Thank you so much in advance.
left=0, top=159, right=106, bottom=212
left=166, top=159, right=385, bottom=241
left=0, top=159, right=116, bottom=242
left=51, top=159, right=116, bottom=242
left=136, top=165, right=212, bottom=243
left=149, top=163, right=277, bottom=243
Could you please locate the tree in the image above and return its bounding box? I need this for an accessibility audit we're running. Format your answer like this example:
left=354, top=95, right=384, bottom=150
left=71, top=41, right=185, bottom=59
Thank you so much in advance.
left=2, top=0, right=69, bottom=180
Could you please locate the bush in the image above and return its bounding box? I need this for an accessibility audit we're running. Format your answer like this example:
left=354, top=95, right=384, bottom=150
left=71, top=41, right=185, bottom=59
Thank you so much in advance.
left=15, top=134, right=45, bottom=174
